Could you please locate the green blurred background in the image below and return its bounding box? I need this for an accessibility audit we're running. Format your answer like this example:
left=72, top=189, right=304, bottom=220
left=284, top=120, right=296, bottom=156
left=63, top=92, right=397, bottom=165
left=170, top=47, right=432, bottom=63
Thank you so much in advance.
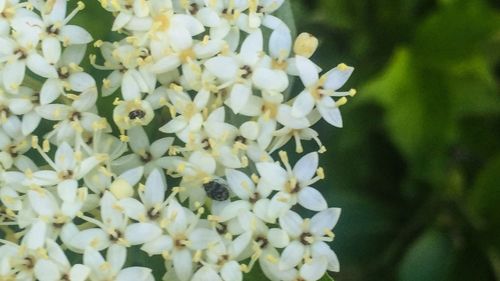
left=76, top=0, right=500, bottom=280
left=290, top=0, right=500, bottom=280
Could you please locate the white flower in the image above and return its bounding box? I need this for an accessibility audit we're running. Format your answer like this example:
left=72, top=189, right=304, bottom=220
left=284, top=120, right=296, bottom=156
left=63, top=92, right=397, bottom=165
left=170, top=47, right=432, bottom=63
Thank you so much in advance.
left=291, top=56, right=355, bottom=127
left=113, top=126, right=174, bottom=174
left=30, top=142, right=102, bottom=202
left=278, top=208, right=341, bottom=274
left=113, top=98, right=155, bottom=131
left=119, top=169, right=173, bottom=222
left=34, top=239, right=90, bottom=281
left=159, top=88, right=209, bottom=142
left=84, top=244, right=154, bottom=281
left=68, top=191, right=162, bottom=251
left=257, top=151, right=327, bottom=213
left=142, top=199, right=220, bottom=281
left=39, top=45, right=96, bottom=105
left=38, top=0, right=92, bottom=64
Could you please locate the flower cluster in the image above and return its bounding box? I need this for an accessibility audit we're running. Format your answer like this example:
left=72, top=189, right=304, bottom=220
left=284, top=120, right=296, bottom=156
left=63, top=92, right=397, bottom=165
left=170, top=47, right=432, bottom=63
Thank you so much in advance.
left=0, top=0, right=354, bottom=280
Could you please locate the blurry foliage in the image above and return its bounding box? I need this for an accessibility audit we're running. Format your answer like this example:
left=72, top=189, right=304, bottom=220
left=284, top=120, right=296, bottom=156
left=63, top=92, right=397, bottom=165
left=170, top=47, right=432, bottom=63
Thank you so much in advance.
left=289, top=0, right=500, bottom=280
left=76, top=0, right=500, bottom=280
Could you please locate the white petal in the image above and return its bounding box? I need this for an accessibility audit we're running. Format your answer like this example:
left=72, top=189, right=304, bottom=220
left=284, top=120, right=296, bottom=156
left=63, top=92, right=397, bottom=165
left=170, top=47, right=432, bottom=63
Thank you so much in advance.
left=205, top=56, right=238, bottom=81
left=317, top=98, right=343, bottom=127
left=47, top=0, right=66, bottom=22
left=3, top=60, right=25, bottom=93
left=188, top=228, right=219, bottom=250
left=279, top=210, right=303, bottom=238
left=125, top=222, right=162, bottom=245
left=225, top=169, right=254, bottom=200
left=277, top=105, right=310, bottom=129
left=227, top=83, right=251, bottom=114
left=298, top=186, right=327, bottom=211
left=173, top=249, right=193, bottom=281
left=22, top=111, right=41, bottom=135
left=167, top=26, right=193, bottom=52
left=252, top=68, right=289, bottom=92
left=69, top=72, right=95, bottom=92
left=122, top=71, right=141, bottom=100
left=25, top=220, right=47, bottom=249
left=27, top=53, right=58, bottom=78
left=83, top=247, right=105, bottom=270
left=141, top=235, right=173, bottom=256
left=293, top=152, right=318, bottom=183
left=256, top=162, right=288, bottom=188
left=107, top=244, right=127, bottom=273
left=57, top=179, right=77, bottom=202
left=291, top=90, right=315, bottom=118
left=324, top=64, right=354, bottom=91
left=268, top=228, right=290, bottom=249
left=71, top=228, right=109, bottom=251
left=9, top=98, right=33, bottom=114
left=112, top=12, right=132, bottom=31
left=116, top=267, right=153, bottom=281
left=240, top=30, right=263, bottom=65
left=296, top=56, right=319, bottom=87
left=60, top=25, right=93, bottom=44
left=69, top=264, right=91, bottom=281
left=119, top=198, right=146, bottom=221
left=310, top=208, right=341, bottom=235
left=192, top=266, right=222, bottom=281
left=119, top=166, right=144, bottom=186
left=42, top=37, right=61, bottom=64
left=159, top=115, right=188, bottom=133
left=269, top=26, right=292, bottom=59
left=34, top=259, right=60, bottom=281
left=40, top=78, right=62, bottom=105
left=311, top=242, right=340, bottom=272
left=127, top=126, right=150, bottom=153
left=55, top=142, right=75, bottom=170
left=144, top=169, right=166, bottom=207
left=279, top=241, right=305, bottom=270
left=189, top=151, right=216, bottom=174
left=28, top=190, right=58, bottom=216
left=150, top=137, right=174, bottom=158
left=221, top=261, right=242, bottom=281
left=151, top=55, right=181, bottom=74
left=300, top=257, right=328, bottom=281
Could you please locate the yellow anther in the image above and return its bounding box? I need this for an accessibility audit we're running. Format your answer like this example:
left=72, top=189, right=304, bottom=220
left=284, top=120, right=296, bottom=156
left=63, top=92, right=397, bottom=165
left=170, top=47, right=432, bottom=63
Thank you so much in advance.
left=42, top=139, right=50, bottom=152
left=31, top=136, right=39, bottom=148
left=119, top=134, right=129, bottom=142
left=93, top=40, right=103, bottom=48
left=251, top=174, right=259, bottom=183
left=335, top=97, right=348, bottom=107
left=77, top=1, right=85, bottom=10
left=349, top=88, right=357, bottom=97
left=316, top=167, right=325, bottom=180
left=337, top=63, right=350, bottom=71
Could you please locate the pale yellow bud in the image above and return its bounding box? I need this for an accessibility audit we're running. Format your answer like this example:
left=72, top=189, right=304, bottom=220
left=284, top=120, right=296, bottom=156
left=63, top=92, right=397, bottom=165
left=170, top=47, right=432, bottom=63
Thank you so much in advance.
left=294, top=32, right=319, bottom=58
left=110, top=178, right=134, bottom=199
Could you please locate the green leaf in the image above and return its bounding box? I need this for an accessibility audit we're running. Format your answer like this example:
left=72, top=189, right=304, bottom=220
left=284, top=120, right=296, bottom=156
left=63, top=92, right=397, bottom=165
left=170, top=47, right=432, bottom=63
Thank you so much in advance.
left=361, top=48, right=456, bottom=182
left=468, top=153, right=500, bottom=252
left=412, top=1, right=500, bottom=67
left=398, top=229, right=454, bottom=281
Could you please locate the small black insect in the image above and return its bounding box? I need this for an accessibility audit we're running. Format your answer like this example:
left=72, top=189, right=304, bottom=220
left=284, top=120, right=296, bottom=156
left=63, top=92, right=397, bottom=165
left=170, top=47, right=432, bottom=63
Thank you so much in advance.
left=203, top=178, right=230, bottom=201
left=128, top=109, right=146, bottom=120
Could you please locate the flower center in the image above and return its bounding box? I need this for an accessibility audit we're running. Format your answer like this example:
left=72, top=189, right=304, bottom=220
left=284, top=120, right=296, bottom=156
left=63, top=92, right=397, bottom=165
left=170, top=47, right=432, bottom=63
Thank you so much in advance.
left=300, top=232, right=313, bottom=245
left=256, top=236, right=268, bottom=249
